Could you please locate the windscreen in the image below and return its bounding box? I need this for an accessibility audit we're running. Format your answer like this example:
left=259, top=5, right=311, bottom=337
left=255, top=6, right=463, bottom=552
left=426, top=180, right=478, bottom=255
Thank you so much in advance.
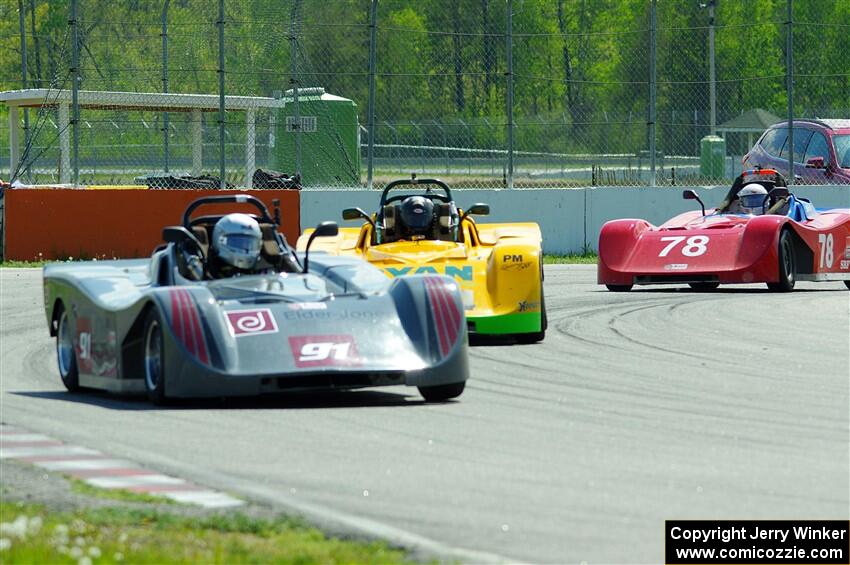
left=833, top=135, right=850, bottom=168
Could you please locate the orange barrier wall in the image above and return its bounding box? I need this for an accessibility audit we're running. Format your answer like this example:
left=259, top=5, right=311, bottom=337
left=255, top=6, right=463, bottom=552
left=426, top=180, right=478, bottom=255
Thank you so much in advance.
left=4, top=189, right=300, bottom=261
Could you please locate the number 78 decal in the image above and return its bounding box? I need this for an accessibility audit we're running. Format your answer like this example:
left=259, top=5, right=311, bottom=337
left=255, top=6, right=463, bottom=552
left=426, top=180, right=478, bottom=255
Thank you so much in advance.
left=658, top=235, right=710, bottom=257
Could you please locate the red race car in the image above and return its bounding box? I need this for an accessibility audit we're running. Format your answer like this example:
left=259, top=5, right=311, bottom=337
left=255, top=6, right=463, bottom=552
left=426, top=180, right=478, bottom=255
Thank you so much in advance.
left=598, top=169, right=850, bottom=292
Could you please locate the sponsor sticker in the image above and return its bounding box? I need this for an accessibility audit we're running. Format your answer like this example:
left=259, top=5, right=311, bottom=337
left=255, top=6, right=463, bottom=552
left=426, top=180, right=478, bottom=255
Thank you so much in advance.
left=383, top=265, right=474, bottom=282
left=225, top=308, right=278, bottom=337
left=840, top=259, right=850, bottom=270
left=665, top=263, right=689, bottom=271
left=518, top=300, right=541, bottom=312
left=288, top=302, right=328, bottom=311
left=288, top=334, right=361, bottom=368
left=501, top=262, right=532, bottom=272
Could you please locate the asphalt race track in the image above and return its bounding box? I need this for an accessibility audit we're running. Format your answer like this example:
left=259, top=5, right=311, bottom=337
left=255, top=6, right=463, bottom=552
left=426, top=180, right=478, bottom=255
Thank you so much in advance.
left=2, top=265, right=848, bottom=563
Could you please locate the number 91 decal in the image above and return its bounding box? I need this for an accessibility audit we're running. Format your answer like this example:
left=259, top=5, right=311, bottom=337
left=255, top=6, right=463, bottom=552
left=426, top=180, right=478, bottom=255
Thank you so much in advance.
left=288, top=335, right=361, bottom=368
left=658, top=235, right=709, bottom=257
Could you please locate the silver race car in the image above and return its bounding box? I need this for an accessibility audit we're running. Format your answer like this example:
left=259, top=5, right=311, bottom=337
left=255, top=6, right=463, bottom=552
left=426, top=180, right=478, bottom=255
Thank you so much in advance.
left=43, top=194, right=468, bottom=404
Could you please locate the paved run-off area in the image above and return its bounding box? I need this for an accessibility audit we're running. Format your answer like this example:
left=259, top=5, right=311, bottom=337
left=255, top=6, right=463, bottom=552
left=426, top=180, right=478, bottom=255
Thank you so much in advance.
left=1, top=266, right=847, bottom=563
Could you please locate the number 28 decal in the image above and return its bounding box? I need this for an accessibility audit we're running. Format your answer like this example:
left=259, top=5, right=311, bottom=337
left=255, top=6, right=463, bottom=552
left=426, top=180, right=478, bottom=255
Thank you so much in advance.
left=658, top=235, right=710, bottom=257
left=288, top=335, right=361, bottom=368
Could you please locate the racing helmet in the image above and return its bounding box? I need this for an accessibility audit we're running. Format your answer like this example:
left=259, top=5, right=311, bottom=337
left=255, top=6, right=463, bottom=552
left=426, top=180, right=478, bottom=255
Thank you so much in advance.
left=737, top=183, right=769, bottom=215
left=399, top=196, right=435, bottom=236
left=212, top=213, right=262, bottom=270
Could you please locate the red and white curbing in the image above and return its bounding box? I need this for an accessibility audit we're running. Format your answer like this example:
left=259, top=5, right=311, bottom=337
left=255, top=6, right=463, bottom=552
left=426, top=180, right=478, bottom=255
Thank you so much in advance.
left=0, top=424, right=242, bottom=509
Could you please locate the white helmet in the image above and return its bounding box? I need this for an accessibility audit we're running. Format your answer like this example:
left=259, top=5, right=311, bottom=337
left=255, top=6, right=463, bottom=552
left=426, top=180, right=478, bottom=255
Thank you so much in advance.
left=737, top=183, right=769, bottom=215
left=212, top=213, right=262, bottom=270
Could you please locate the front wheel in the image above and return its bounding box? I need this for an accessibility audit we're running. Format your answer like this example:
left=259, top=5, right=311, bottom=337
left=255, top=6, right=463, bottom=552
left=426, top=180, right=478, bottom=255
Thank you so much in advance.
left=55, top=306, right=80, bottom=392
left=143, top=308, right=168, bottom=404
left=606, top=284, right=632, bottom=292
left=419, top=382, right=465, bottom=402
left=766, top=230, right=795, bottom=292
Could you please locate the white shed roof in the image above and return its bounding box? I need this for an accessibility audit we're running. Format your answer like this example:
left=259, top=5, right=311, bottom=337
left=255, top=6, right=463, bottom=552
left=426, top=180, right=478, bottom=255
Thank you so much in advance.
left=0, top=89, right=282, bottom=112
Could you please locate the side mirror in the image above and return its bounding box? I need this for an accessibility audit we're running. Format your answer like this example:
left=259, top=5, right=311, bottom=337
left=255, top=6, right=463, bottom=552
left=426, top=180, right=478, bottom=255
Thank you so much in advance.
left=162, top=226, right=194, bottom=244
left=461, top=203, right=490, bottom=222
left=768, top=186, right=789, bottom=199
left=342, top=207, right=375, bottom=228
left=682, top=189, right=706, bottom=216
left=303, top=221, right=339, bottom=273
left=805, top=157, right=825, bottom=169
left=162, top=226, right=205, bottom=258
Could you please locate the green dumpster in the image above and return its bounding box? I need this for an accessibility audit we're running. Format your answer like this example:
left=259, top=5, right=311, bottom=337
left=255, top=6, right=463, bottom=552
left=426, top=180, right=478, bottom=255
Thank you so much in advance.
left=700, top=135, right=726, bottom=179
left=271, top=87, right=360, bottom=186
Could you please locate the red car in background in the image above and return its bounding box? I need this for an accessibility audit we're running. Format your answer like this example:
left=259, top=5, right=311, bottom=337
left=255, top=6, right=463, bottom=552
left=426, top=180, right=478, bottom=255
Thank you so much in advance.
left=597, top=169, right=850, bottom=292
left=743, top=119, right=850, bottom=184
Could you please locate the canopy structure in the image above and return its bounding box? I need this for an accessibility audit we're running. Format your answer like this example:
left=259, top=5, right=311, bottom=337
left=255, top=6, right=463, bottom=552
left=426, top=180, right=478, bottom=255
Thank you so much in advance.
left=0, top=89, right=282, bottom=187
left=716, top=109, right=783, bottom=151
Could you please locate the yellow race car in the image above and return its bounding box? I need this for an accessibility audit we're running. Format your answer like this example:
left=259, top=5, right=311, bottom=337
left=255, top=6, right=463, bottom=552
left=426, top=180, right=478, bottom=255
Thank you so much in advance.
left=297, top=177, right=546, bottom=342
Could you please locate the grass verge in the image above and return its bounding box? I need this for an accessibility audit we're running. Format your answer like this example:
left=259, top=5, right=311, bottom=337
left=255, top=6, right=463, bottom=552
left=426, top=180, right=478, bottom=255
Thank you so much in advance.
left=543, top=252, right=597, bottom=264
left=0, top=260, right=47, bottom=268
left=0, top=501, right=411, bottom=564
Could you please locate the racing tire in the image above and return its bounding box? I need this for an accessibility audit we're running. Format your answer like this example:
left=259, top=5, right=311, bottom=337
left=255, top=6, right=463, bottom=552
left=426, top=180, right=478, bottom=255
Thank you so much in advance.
left=143, top=308, right=168, bottom=405
left=688, top=282, right=720, bottom=291
left=55, top=305, right=80, bottom=392
left=844, top=281, right=850, bottom=290
left=606, top=284, right=632, bottom=292
left=766, top=230, right=795, bottom=292
left=418, top=382, right=465, bottom=402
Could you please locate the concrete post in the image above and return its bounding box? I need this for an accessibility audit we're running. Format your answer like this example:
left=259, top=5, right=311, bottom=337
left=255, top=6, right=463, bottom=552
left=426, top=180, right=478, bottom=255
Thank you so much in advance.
left=9, top=106, right=20, bottom=178
left=191, top=109, right=203, bottom=176
left=59, top=103, right=71, bottom=184
left=245, top=108, right=255, bottom=188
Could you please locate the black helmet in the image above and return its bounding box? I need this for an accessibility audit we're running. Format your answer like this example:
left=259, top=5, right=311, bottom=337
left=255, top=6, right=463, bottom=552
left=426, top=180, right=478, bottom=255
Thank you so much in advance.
left=399, top=196, right=434, bottom=235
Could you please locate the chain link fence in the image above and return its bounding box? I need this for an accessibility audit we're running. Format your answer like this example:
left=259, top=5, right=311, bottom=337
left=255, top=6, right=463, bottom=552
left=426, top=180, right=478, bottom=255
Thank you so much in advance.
left=1, top=0, right=848, bottom=189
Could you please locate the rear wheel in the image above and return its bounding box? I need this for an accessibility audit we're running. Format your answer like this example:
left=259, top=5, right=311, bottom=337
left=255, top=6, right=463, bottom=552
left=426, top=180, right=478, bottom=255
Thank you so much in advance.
left=419, top=382, right=465, bottom=402
left=55, top=306, right=80, bottom=392
left=767, top=230, right=795, bottom=292
left=143, top=308, right=168, bottom=404
left=689, top=282, right=720, bottom=291
left=606, top=284, right=632, bottom=292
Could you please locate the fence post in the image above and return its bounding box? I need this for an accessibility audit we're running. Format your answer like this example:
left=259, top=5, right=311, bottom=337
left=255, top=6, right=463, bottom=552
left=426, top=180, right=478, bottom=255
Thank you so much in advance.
left=191, top=109, right=202, bottom=176
left=17, top=0, right=29, bottom=180
left=505, top=0, right=514, bottom=189
left=648, top=0, right=657, bottom=187
left=70, top=0, right=80, bottom=187
left=161, top=0, right=169, bottom=173
left=366, top=0, right=378, bottom=189
left=707, top=0, right=716, bottom=135
left=217, top=0, right=225, bottom=189
left=289, top=0, right=302, bottom=182
left=785, top=0, right=794, bottom=185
